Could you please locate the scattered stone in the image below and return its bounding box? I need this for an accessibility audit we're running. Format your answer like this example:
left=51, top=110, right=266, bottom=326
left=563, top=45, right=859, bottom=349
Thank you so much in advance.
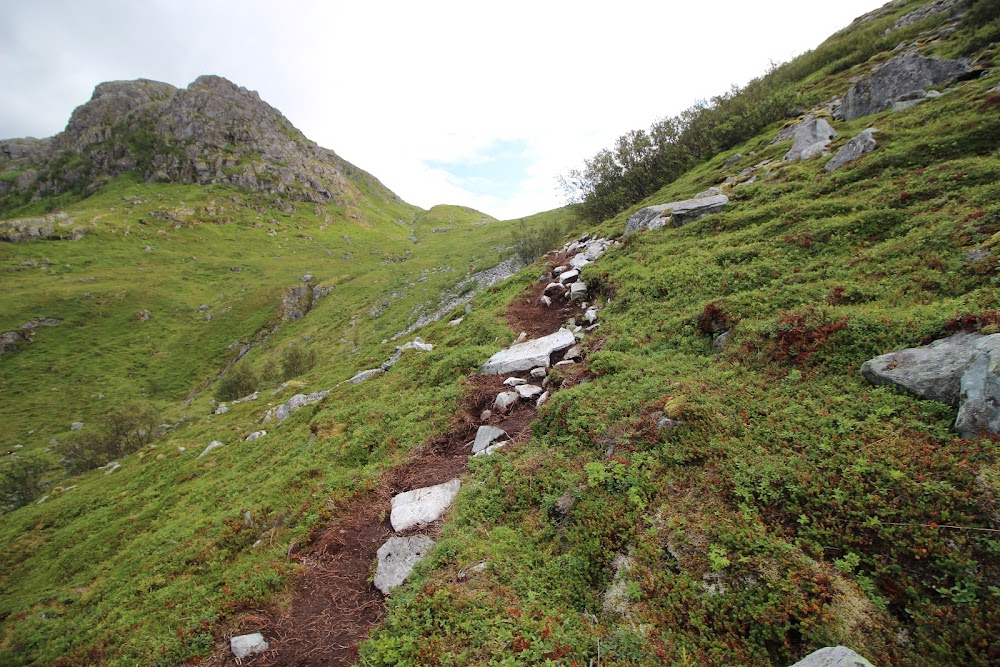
left=966, top=248, right=990, bottom=263
left=473, top=425, right=508, bottom=454
left=536, top=391, right=550, bottom=408
left=214, top=404, right=229, bottom=415
left=374, top=535, right=435, bottom=595
left=137, top=309, right=151, bottom=321
left=71, top=422, right=83, bottom=431
left=625, top=192, right=729, bottom=235
left=544, top=282, right=565, bottom=295
left=513, top=331, right=527, bottom=344
left=198, top=441, right=225, bottom=458
left=569, top=282, right=588, bottom=302
left=479, top=409, right=492, bottom=422
left=842, top=54, right=972, bottom=121
left=400, top=337, right=433, bottom=352
left=539, top=294, right=552, bottom=308
left=474, top=442, right=507, bottom=457
left=449, top=317, right=463, bottom=326
left=788, top=646, right=875, bottom=667
left=263, top=390, right=329, bottom=422
left=504, top=377, right=527, bottom=387
left=723, top=153, right=742, bottom=167
left=245, top=430, right=266, bottom=442
left=36, top=495, right=49, bottom=505
left=603, top=554, right=635, bottom=615
left=584, top=307, right=598, bottom=324
left=825, top=128, right=878, bottom=171
left=103, top=461, right=121, bottom=475
left=481, top=329, right=576, bottom=375
left=390, top=479, right=461, bottom=532
left=782, top=115, right=837, bottom=162
left=564, top=345, right=583, bottom=361
left=493, top=391, right=520, bottom=414
left=530, top=367, right=547, bottom=379
left=515, top=384, right=544, bottom=400
left=230, top=633, right=269, bottom=660
left=301, top=272, right=313, bottom=282
left=712, top=331, right=731, bottom=353
left=555, top=360, right=576, bottom=368
left=558, top=269, right=580, bottom=285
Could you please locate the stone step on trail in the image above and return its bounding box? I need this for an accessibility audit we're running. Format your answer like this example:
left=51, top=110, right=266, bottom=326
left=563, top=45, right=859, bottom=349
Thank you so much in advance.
left=389, top=479, right=461, bottom=532
left=481, top=329, right=576, bottom=375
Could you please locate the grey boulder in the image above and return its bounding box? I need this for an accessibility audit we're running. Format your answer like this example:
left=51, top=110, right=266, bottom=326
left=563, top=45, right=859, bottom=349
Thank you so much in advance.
left=861, top=332, right=1000, bottom=407
left=825, top=129, right=878, bottom=172
left=788, top=646, right=875, bottom=667
left=842, top=54, right=971, bottom=121
left=390, top=479, right=461, bottom=532
left=783, top=115, right=837, bottom=162
left=374, top=535, right=435, bottom=595
left=955, top=348, right=1000, bottom=438
left=481, top=329, right=576, bottom=374
left=624, top=194, right=729, bottom=234
left=198, top=440, right=225, bottom=458
left=472, top=425, right=508, bottom=454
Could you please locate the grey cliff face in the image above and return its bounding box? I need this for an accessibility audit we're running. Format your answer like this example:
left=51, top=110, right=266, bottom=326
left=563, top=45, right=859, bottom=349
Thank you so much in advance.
left=0, top=75, right=400, bottom=208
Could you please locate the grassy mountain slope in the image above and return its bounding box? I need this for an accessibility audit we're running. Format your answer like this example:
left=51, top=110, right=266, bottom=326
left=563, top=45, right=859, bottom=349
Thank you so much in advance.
left=1, top=1, right=999, bottom=665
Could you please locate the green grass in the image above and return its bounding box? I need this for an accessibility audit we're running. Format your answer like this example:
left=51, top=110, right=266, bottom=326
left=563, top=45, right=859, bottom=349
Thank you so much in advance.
left=2, top=2, right=1000, bottom=665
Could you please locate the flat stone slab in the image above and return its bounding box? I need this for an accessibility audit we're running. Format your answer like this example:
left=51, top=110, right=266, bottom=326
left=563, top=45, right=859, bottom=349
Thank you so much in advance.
left=390, top=479, right=461, bottom=532
left=374, top=535, right=435, bottom=595
left=788, top=646, right=875, bottom=667
left=515, top=384, right=543, bottom=400
left=481, top=329, right=576, bottom=375
left=472, top=425, right=508, bottom=454
left=825, top=128, right=877, bottom=172
left=198, top=440, right=225, bottom=458
left=231, top=632, right=269, bottom=659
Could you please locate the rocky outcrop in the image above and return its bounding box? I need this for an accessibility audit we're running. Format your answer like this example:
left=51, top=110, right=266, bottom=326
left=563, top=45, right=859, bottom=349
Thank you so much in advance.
left=481, top=329, right=576, bottom=375
left=374, top=535, right=435, bottom=595
left=861, top=332, right=1000, bottom=437
left=842, top=54, right=971, bottom=121
left=389, top=479, right=461, bottom=532
left=624, top=192, right=729, bottom=235
left=0, top=318, right=61, bottom=355
left=0, top=213, right=85, bottom=242
left=788, top=646, right=875, bottom=667
left=887, top=0, right=961, bottom=33
left=263, top=390, right=329, bottom=422
left=0, top=75, right=402, bottom=209
left=280, top=285, right=312, bottom=321
left=825, top=129, right=878, bottom=172
left=782, top=115, right=838, bottom=162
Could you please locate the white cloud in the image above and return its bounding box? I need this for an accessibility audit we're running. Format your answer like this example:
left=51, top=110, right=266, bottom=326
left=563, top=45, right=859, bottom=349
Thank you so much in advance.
left=0, top=0, right=886, bottom=219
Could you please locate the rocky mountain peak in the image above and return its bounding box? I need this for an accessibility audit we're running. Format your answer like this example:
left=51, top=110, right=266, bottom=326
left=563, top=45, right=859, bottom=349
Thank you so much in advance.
left=0, top=75, right=400, bottom=210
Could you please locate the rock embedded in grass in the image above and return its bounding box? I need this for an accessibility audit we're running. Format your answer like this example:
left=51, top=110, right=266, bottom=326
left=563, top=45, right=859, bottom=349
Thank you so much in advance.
left=230, top=633, right=269, bottom=660
left=390, top=479, right=461, bottom=532
left=374, top=535, right=435, bottom=595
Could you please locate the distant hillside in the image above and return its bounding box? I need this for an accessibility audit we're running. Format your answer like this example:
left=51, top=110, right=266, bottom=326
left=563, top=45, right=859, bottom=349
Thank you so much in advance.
left=0, top=75, right=403, bottom=214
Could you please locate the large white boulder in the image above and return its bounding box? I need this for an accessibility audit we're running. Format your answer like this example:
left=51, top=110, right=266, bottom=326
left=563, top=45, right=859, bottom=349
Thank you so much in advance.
left=481, top=329, right=576, bottom=375
left=788, top=646, right=875, bottom=667
left=390, top=479, right=461, bottom=532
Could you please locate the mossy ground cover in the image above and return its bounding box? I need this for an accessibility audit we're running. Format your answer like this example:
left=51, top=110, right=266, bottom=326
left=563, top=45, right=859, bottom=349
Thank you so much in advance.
left=358, top=66, right=1000, bottom=667
left=2, top=2, right=1000, bottom=665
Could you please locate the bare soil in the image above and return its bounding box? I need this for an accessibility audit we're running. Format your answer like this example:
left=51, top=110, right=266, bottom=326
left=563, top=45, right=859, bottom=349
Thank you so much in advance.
left=200, top=247, right=589, bottom=667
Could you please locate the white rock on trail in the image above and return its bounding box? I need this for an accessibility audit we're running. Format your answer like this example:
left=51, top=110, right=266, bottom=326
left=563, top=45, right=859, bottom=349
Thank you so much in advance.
left=472, top=425, right=508, bottom=454
left=374, top=535, right=435, bottom=595
left=481, top=329, right=576, bottom=375
left=230, top=632, right=269, bottom=660
left=390, top=479, right=461, bottom=532
left=493, top=391, right=519, bottom=413
left=515, top=384, right=543, bottom=400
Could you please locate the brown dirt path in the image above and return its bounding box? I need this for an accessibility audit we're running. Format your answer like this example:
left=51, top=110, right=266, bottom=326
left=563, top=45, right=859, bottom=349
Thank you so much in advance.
left=201, top=249, right=589, bottom=666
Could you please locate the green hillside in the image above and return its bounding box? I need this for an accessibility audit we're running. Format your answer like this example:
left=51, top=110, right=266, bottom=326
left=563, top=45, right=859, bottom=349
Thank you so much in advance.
left=2, top=1, right=999, bottom=665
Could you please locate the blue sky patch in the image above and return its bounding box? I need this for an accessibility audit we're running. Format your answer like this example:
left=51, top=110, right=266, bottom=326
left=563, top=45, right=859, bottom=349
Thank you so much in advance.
left=426, top=139, right=529, bottom=200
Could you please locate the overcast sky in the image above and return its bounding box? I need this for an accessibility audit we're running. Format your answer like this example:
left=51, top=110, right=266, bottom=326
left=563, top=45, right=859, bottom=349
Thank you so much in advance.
left=1, top=0, right=885, bottom=219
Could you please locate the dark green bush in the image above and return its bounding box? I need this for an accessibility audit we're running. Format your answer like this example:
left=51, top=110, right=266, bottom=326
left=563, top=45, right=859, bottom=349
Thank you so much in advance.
left=214, top=363, right=258, bottom=402
left=281, top=344, right=318, bottom=380
left=0, top=452, right=52, bottom=510
left=54, top=402, right=160, bottom=474
left=511, top=217, right=565, bottom=265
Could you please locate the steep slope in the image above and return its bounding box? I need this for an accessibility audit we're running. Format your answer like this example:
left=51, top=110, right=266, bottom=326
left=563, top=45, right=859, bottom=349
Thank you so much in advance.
left=1, top=1, right=999, bottom=666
